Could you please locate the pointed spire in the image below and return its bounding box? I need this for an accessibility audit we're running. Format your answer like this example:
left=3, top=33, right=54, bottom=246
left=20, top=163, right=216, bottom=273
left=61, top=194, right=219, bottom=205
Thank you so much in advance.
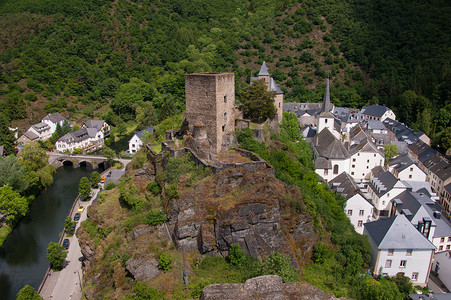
left=322, top=77, right=331, bottom=113
left=258, top=61, right=270, bottom=76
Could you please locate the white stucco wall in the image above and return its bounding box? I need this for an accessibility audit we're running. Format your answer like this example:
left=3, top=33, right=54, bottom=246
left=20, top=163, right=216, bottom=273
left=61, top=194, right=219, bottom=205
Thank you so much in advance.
left=432, top=251, right=451, bottom=290
left=397, top=165, right=427, bottom=181
left=346, top=194, right=374, bottom=234
left=349, top=152, right=384, bottom=180
left=129, top=134, right=143, bottom=154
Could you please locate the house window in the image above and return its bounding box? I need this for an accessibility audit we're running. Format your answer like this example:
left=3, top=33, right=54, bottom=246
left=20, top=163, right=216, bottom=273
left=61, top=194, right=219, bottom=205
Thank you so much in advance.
left=412, top=272, right=418, bottom=281
left=439, top=246, right=443, bottom=251
left=357, top=220, right=363, bottom=227
left=333, top=165, right=339, bottom=174
left=409, top=175, right=412, bottom=179
left=385, top=260, right=392, bottom=268
left=400, top=260, right=407, bottom=268
left=367, top=159, right=370, bottom=163
left=224, top=95, right=227, bottom=102
left=406, top=249, right=412, bottom=256
left=347, top=210, right=353, bottom=216
left=359, top=210, right=364, bottom=216
left=374, top=154, right=376, bottom=157
left=353, top=158, right=356, bottom=162
left=324, top=169, right=328, bottom=175
left=410, top=167, right=413, bottom=171
left=351, top=172, right=354, bottom=175
left=448, top=237, right=451, bottom=242
left=352, top=165, right=355, bottom=168
left=388, top=249, right=394, bottom=256
left=325, top=119, right=328, bottom=123
left=441, top=237, right=445, bottom=243
left=446, top=245, right=450, bottom=250
left=382, top=201, right=385, bottom=206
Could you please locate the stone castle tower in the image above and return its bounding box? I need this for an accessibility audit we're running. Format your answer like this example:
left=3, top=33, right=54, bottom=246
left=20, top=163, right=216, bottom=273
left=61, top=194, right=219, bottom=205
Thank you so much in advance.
left=184, top=73, right=235, bottom=153
left=256, top=61, right=284, bottom=124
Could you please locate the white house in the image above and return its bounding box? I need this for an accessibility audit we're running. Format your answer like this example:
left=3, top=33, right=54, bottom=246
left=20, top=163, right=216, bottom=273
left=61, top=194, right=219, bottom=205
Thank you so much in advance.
left=364, top=215, right=435, bottom=286
left=431, top=250, right=451, bottom=291
left=349, top=138, right=384, bottom=180
left=329, top=172, right=374, bottom=234
left=41, top=112, right=68, bottom=134
left=83, top=119, right=110, bottom=137
left=361, top=104, right=396, bottom=122
left=129, top=126, right=154, bottom=154
left=28, top=122, right=52, bottom=141
left=367, top=171, right=407, bottom=218
left=388, top=154, right=427, bottom=182
left=56, top=127, right=103, bottom=153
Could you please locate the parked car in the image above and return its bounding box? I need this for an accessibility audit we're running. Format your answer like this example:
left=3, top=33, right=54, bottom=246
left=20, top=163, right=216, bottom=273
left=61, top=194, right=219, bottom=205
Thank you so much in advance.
left=77, top=206, right=85, bottom=213
left=100, top=176, right=106, bottom=183
left=62, top=239, right=70, bottom=250
left=73, top=213, right=80, bottom=221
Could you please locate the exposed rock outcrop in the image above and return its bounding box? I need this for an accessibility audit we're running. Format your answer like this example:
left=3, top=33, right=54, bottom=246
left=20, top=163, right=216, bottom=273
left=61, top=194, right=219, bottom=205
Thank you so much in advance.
left=125, top=255, right=160, bottom=281
left=200, top=275, right=343, bottom=300
left=167, top=168, right=318, bottom=266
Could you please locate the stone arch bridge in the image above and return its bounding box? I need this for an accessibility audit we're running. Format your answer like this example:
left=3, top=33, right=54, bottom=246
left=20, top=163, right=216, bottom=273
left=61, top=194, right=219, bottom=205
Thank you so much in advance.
left=48, top=153, right=110, bottom=170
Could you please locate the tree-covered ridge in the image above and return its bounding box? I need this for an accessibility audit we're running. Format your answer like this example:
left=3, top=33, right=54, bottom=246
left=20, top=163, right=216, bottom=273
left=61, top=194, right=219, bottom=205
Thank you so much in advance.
left=0, top=0, right=449, bottom=150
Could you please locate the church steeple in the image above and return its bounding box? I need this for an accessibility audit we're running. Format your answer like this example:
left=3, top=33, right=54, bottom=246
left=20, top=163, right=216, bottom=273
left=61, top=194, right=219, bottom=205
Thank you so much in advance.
left=321, top=77, right=331, bottom=113
left=258, top=61, right=270, bottom=76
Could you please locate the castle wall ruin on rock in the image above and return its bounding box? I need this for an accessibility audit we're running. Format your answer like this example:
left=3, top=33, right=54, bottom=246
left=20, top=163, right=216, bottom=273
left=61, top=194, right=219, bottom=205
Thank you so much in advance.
left=184, top=73, right=235, bottom=154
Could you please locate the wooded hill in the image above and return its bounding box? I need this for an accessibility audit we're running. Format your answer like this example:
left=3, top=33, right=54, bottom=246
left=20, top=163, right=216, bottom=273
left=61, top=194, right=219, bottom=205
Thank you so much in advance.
left=0, top=0, right=449, bottom=153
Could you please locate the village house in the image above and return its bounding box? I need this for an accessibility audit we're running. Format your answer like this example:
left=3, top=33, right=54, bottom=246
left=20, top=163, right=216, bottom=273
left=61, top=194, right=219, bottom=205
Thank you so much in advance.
left=441, top=183, right=451, bottom=219
left=361, top=104, right=396, bottom=122
left=28, top=122, right=52, bottom=141
left=128, top=126, right=154, bottom=154
left=329, top=172, right=374, bottom=234
left=41, top=112, right=68, bottom=134
left=364, top=214, right=435, bottom=286
left=17, top=130, right=39, bottom=145
left=56, top=127, right=103, bottom=153
left=83, top=119, right=110, bottom=137
left=388, top=154, right=427, bottom=182
left=367, top=170, right=407, bottom=218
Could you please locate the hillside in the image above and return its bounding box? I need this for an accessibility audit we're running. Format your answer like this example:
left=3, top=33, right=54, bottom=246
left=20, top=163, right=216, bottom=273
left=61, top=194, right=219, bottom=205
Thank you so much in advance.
left=0, top=0, right=449, bottom=155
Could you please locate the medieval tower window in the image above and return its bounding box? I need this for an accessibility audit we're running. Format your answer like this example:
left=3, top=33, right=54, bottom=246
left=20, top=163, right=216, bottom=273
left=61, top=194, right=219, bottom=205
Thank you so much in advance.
left=224, top=95, right=227, bottom=102
left=222, top=125, right=226, bottom=132
left=224, top=112, right=227, bottom=121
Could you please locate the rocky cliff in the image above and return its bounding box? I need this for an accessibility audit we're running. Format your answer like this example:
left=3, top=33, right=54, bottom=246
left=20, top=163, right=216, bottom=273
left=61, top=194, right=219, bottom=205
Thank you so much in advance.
left=166, top=167, right=318, bottom=266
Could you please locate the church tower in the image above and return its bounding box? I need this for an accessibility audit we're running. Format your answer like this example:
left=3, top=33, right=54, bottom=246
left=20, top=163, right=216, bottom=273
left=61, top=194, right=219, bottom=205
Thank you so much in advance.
left=255, top=62, right=283, bottom=124
left=317, top=78, right=336, bottom=134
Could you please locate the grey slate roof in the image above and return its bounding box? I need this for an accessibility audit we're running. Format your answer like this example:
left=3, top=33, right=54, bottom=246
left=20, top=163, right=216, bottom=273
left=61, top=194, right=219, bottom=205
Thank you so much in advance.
left=412, top=192, right=451, bottom=238
left=388, top=154, right=416, bottom=173
left=42, top=112, right=66, bottom=123
left=367, top=120, right=386, bottom=131
left=23, top=130, right=39, bottom=140
left=361, top=104, right=390, bottom=118
left=364, top=215, right=435, bottom=250
left=58, top=127, right=97, bottom=144
left=371, top=166, right=385, bottom=178
left=84, top=119, right=105, bottom=131
left=329, top=172, right=373, bottom=205
left=269, top=77, right=284, bottom=94
left=136, top=126, right=154, bottom=140
left=368, top=171, right=399, bottom=198
left=31, top=122, right=50, bottom=133
left=446, top=183, right=451, bottom=195
left=312, top=128, right=350, bottom=159
left=349, top=138, right=383, bottom=156
left=423, top=155, right=451, bottom=181
left=302, top=125, right=317, bottom=138
left=393, top=190, right=427, bottom=222
left=258, top=61, right=270, bottom=76
left=409, top=293, right=451, bottom=300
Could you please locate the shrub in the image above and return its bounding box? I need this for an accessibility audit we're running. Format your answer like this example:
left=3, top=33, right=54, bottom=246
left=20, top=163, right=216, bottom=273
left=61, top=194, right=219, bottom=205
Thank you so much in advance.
left=144, top=210, right=167, bottom=226
left=158, top=253, right=172, bottom=272
left=147, top=181, right=161, bottom=195
left=261, top=252, right=300, bottom=282
left=132, top=281, right=165, bottom=299
left=228, top=244, right=245, bottom=266
left=24, top=93, right=37, bottom=102
left=105, top=182, right=116, bottom=190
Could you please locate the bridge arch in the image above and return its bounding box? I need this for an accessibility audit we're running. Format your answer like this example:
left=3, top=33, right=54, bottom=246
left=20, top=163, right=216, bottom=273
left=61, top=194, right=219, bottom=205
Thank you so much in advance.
left=79, top=160, right=94, bottom=169
left=62, top=160, right=74, bottom=166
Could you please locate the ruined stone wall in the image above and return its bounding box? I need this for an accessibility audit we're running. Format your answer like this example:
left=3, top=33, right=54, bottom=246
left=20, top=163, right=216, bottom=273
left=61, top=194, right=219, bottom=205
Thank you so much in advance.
left=184, top=73, right=235, bottom=153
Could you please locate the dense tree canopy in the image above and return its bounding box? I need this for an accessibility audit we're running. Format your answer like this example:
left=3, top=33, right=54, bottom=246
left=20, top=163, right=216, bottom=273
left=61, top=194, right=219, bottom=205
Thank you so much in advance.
left=0, top=185, right=29, bottom=225
left=240, top=79, right=276, bottom=123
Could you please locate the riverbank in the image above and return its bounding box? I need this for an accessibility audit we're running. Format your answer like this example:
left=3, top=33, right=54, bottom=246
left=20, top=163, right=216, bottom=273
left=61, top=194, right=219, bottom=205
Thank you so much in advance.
left=0, top=166, right=94, bottom=300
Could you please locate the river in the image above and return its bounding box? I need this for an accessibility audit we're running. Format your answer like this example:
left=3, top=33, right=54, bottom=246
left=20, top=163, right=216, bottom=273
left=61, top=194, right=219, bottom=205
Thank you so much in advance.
left=0, top=165, right=95, bottom=300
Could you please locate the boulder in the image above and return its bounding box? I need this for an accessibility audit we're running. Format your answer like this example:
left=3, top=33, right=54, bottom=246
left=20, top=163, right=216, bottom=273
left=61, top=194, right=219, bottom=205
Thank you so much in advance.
left=200, top=275, right=343, bottom=300
left=125, top=255, right=160, bottom=281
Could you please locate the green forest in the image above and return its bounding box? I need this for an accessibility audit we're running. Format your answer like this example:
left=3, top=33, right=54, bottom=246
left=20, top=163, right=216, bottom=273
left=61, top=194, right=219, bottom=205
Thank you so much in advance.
left=0, top=0, right=449, bottom=154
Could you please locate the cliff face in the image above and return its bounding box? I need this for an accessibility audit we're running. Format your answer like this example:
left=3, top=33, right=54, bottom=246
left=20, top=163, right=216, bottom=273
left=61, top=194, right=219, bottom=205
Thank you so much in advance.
left=167, top=168, right=318, bottom=266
